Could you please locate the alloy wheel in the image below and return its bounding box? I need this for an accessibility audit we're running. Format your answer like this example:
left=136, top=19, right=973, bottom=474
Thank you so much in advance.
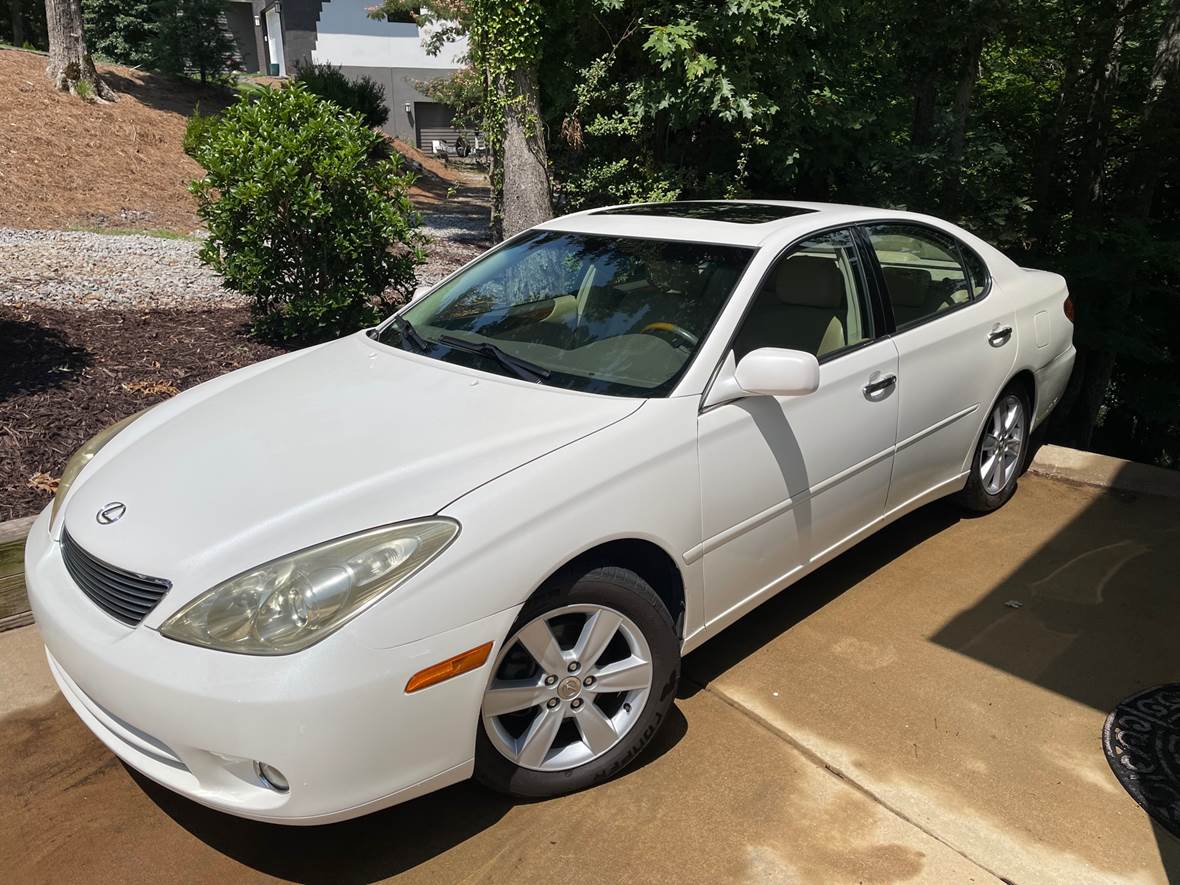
left=980, top=393, right=1025, bottom=495
left=481, top=604, right=653, bottom=772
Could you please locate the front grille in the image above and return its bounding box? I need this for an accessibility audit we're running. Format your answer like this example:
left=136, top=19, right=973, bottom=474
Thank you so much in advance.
left=61, top=531, right=171, bottom=626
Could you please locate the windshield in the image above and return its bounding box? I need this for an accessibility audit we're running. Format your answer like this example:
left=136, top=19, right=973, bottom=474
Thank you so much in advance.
left=379, top=230, right=753, bottom=397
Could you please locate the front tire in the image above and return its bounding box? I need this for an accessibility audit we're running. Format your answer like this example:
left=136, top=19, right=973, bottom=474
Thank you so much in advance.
left=474, top=565, right=679, bottom=799
left=957, top=385, right=1030, bottom=513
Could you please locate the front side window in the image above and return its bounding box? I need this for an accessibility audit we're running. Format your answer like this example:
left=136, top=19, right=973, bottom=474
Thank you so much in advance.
left=379, top=230, right=753, bottom=397
left=864, top=223, right=972, bottom=328
left=733, top=228, right=872, bottom=360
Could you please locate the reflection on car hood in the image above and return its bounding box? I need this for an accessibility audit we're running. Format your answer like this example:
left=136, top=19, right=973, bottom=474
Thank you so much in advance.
left=62, top=333, right=641, bottom=604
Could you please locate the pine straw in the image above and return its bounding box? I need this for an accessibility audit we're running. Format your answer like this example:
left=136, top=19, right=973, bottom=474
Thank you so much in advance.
left=0, top=49, right=235, bottom=234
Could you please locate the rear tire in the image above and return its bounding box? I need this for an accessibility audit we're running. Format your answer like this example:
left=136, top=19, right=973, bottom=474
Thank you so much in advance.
left=957, top=385, right=1030, bottom=513
left=474, top=565, right=679, bottom=800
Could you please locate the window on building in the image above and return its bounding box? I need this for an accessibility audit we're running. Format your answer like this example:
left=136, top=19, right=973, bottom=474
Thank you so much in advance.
left=386, top=6, right=421, bottom=23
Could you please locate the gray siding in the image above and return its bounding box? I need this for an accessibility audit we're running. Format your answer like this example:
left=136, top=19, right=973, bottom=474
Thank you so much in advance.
left=226, top=2, right=260, bottom=74
left=413, top=102, right=460, bottom=151
left=338, top=65, right=456, bottom=144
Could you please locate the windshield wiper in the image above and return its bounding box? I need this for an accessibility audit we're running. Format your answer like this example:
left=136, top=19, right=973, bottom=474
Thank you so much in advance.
left=438, top=334, right=552, bottom=383
left=392, top=315, right=430, bottom=352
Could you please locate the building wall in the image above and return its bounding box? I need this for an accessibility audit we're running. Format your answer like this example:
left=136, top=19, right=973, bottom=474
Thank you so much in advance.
left=249, top=0, right=466, bottom=141
left=270, top=0, right=326, bottom=72
left=311, top=0, right=467, bottom=69
left=336, top=66, right=456, bottom=143
left=225, top=2, right=260, bottom=74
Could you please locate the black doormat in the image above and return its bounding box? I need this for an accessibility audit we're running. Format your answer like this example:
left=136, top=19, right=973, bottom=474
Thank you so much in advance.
left=1103, top=683, right=1180, bottom=837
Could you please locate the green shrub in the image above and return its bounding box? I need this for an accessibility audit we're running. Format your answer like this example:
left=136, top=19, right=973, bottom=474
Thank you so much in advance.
left=189, top=84, right=423, bottom=344
left=183, top=104, right=221, bottom=158
left=293, top=62, right=390, bottom=129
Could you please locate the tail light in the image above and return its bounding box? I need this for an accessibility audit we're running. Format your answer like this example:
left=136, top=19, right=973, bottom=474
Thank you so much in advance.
left=1063, top=294, right=1075, bottom=323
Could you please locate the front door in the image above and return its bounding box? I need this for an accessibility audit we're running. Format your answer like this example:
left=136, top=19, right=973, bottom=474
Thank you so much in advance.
left=265, top=7, right=285, bottom=77
left=697, top=228, right=900, bottom=630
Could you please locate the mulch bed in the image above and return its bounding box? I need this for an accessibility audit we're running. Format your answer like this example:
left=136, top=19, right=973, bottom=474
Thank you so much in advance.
left=0, top=306, right=287, bottom=521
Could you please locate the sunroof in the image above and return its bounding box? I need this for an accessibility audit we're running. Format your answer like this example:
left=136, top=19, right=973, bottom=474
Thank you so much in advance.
left=593, top=201, right=816, bottom=224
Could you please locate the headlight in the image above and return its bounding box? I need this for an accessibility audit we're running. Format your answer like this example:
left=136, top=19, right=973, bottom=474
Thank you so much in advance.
left=51, top=410, right=147, bottom=528
left=160, top=519, right=460, bottom=655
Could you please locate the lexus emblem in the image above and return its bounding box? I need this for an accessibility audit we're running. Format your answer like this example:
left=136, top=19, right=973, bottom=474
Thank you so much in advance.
left=96, top=502, right=126, bottom=525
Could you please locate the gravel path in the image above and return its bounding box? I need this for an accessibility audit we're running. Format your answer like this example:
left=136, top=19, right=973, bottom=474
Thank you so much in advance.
left=0, top=228, right=242, bottom=310
left=0, top=216, right=490, bottom=311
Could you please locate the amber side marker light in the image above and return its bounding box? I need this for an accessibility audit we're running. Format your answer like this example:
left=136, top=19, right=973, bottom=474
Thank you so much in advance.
left=405, top=642, right=494, bottom=693
left=1064, top=294, right=1076, bottom=323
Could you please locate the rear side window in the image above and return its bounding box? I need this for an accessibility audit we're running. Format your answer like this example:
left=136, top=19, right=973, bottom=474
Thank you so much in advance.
left=863, top=224, right=971, bottom=328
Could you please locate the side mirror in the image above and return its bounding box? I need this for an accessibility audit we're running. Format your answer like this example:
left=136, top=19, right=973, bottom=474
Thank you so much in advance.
left=734, top=348, right=820, bottom=397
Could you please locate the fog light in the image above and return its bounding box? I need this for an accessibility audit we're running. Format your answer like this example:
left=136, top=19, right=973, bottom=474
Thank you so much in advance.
left=255, top=761, right=289, bottom=792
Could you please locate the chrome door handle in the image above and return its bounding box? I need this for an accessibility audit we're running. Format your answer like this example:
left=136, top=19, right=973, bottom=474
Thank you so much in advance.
left=988, top=326, right=1013, bottom=346
left=863, top=374, right=897, bottom=396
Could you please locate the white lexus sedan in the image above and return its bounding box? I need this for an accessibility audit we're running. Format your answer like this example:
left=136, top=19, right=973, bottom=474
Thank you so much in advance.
left=27, top=201, right=1075, bottom=824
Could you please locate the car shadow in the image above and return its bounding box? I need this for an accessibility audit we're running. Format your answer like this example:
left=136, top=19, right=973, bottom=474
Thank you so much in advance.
left=128, top=705, right=688, bottom=882
left=0, top=317, right=91, bottom=403
left=681, top=498, right=963, bottom=697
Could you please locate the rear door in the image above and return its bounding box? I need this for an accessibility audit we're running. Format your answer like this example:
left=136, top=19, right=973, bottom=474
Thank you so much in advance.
left=860, top=222, right=1016, bottom=511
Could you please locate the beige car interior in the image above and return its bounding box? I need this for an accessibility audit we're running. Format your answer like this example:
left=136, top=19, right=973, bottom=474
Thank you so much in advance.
left=869, top=229, right=972, bottom=327
left=733, top=246, right=867, bottom=359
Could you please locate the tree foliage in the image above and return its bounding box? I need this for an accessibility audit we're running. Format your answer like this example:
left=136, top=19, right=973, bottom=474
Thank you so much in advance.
left=152, top=0, right=237, bottom=83
left=74, top=0, right=238, bottom=80
left=82, top=0, right=156, bottom=67
left=445, top=0, right=1180, bottom=468
left=293, top=62, right=390, bottom=129
left=189, top=85, right=424, bottom=344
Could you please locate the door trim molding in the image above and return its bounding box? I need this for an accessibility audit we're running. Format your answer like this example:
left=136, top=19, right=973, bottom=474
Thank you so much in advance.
left=684, top=443, right=895, bottom=565
left=896, top=403, right=979, bottom=453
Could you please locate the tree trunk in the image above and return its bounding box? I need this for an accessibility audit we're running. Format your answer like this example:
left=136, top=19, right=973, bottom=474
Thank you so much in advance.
left=1072, top=0, right=1136, bottom=226
left=10, top=0, right=24, bottom=45
left=500, top=64, right=552, bottom=239
left=1120, top=0, right=1180, bottom=219
left=910, top=75, right=936, bottom=148
left=44, top=0, right=115, bottom=100
left=1028, top=36, right=1086, bottom=247
left=943, top=31, right=985, bottom=210
left=488, top=70, right=505, bottom=241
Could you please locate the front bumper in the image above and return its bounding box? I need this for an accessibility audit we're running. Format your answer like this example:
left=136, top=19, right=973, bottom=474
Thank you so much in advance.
left=25, top=507, right=519, bottom=824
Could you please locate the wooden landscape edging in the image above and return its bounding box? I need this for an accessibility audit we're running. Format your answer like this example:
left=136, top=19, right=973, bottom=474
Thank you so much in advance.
left=0, top=515, right=36, bottom=632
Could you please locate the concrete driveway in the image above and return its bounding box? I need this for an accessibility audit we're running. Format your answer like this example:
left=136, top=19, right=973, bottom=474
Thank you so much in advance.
left=2, top=473, right=1177, bottom=883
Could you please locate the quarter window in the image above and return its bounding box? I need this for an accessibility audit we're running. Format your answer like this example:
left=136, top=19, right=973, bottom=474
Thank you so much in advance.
left=864, top=224, right=972, bottom=328
left=961, top=246, right=990, bottom=298
left=733, top=228, right=872, bottom=360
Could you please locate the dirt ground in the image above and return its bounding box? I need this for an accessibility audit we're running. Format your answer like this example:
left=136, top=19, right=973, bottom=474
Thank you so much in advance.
left=2, top=474, right=1178, bottom=883
left=0, top=306, right=286, bottom=521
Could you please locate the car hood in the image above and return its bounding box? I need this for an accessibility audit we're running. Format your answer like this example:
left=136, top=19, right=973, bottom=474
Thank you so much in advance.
left=62, top=333, right=641, bottom=611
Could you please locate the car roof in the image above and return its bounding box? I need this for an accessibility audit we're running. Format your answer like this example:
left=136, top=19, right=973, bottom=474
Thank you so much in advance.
left=535, top=200, right=941, bottom=248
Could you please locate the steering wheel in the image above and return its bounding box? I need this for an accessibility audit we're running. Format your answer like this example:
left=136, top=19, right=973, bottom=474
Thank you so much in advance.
left=640, top=321, right=699, bottom=349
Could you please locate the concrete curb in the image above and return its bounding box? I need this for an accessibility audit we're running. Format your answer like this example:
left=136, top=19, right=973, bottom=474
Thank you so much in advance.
left=1029, top=444, right=1180, bottom=500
